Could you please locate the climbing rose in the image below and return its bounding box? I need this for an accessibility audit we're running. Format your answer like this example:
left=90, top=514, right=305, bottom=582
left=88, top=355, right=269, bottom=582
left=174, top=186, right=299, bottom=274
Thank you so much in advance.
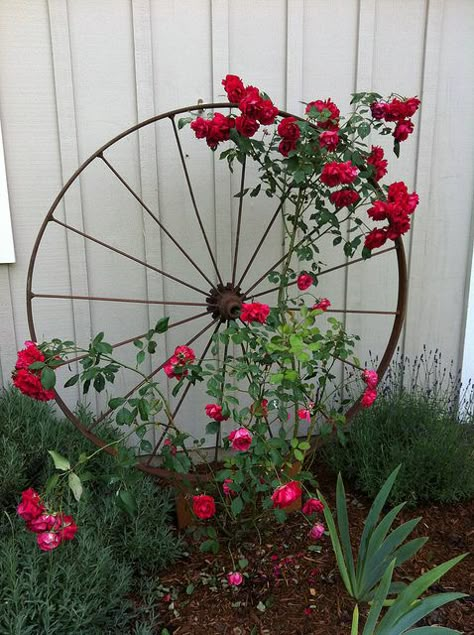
left=365, top=228, right=388, bottom=250
left=164, top=345, right=195, bottom=378
left=15, top=341, right=45, bottom=370
left=257, top=99, right=278, bottom=125
left=271, top=481, right=302, bottom=509
left=330, top=189, right=360, bottom=208
left=37, top=531, right=62, bottom=552
left=367, top=146, right=388, bottom=181
left=362, top=369, right=378, bottom=389
left=13, top=369, right=55, bottom=401
left=227, top=572, right=243, bottom=586
left=320, top=161, right=358, bottom=187
left=319, top=130, right=339, bottom=151
left=228, top=427, right=253, bottom=452
left=223, top=479, right=235, bottom=496
left=393, top=119, right=414, bottom=142
left=308, top=523, right=326, bottom=541
left=57, top=514, right=78, bottom=541
left=277, top=116, right=300, bottom=141
left=240, top=302, right=270, bottom=324
left=361, top=388, right=377, bottom=408
left=302, top=498, right=324, bottom=515
left=27, top=513, right=59, bottom=533
left=370, top=101, right=386, bottom=120
left=239, top=86, right=262, bottom=119
left=305, top=98, right=340, bottom=130
left=17, top=489, right=45, bottom=522
left=278, top=138, right=297, bottom=157
left=297, top=273, right=313, bottom=290
left=235, top=115, right=259, bottom=138
left=222, top=74, right=245, bottom=103
left=312, top=298, right=331, bottom=312
left=192, top=494, right=216, bottom=520
left=205, top=403, right=228, bottom=422
left=190, top=117, right=208, bottom=139
left=252, top=398, right=269, bottom=418
left=298, top=408, right=311, bottom=421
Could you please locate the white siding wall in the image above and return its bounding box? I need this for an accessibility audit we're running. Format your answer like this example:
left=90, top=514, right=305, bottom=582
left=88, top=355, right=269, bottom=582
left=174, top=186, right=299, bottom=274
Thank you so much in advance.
left=0, top=0, right=473, bottom=400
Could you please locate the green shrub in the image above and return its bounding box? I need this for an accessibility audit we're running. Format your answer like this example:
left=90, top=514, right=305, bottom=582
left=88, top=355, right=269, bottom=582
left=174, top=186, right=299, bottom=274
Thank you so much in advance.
left=322, top=390, right=474, bottom=505
left=0, top=387, right=183, bottom=633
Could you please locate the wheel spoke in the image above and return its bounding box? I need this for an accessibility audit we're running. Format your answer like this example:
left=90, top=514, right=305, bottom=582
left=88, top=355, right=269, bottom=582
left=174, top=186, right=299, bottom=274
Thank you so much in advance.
left=236, top=196, right=287, bottom=288
left=231, top=156, right=247, bottom=286
left=99, top=153, right=216, bottom=288
left=32, top=292, right=208, bottom=308
left=51, top=217, right=209, bottom=296
left=90, top=317, right=218, bottom=429
left=250, top=245, right=397, bottom=300
left=170, top=116, right=223, bottom=285
left=145, top=319, right=221, bottom=466
left=288, top=307, right=398, bottom=316
left=57, top=311, right=210, bottom=367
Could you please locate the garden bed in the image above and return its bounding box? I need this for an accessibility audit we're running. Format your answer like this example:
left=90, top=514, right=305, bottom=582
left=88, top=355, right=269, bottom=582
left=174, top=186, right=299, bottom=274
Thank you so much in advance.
left=154, top=463, right=474, bottom=634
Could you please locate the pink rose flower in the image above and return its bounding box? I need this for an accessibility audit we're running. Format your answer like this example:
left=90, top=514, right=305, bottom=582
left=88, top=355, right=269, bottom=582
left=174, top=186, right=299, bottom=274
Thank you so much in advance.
left=17, top=489, right=45, bottom=522
left=223, top=478, right=236, bottom=496
left=27, top=513, right=59, bottom=533
left=362, top=369, right=378, bottom=389
left=36, top=531, right=62, bottom=551
left=361, top=388, right=377, bottom=408
left=312, top=298, right=331, bottom=312
left=228, top=427, right=253, bottom=452
left=308, top=523, right=326, bottom=541
left=227, top=571, right=243, bottom=586
left=302, top=498, right=324, bottom=515
left=271, top=481, right=302, bottom=509
left=205, top=403, right=228, bottom=422
left=297, top=273, right=313, bottom=291
left=298, top=408, right=311, bottom=421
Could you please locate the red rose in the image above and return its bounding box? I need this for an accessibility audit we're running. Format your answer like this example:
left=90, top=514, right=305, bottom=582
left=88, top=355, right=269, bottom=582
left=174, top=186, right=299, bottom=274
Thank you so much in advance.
left=277, top=116, right=300, bottom=141
left=192, top=494, right=216, bottom=520
left=235, top=115, right=259, bottom=138
left=297, top=273, right=313, bottom=290
left=330, top=189, right=360, bottom=208
left=367, top=200, right=388, bottom=221
left=319, top=130, right=339, bottom=151
left=257, top=99, right=279, bottom=125
left=367, top=146, right=388, bottom=181
left=362, top=369, right=378, bottom=389
left=240, top=302, right=270, bottom=324
left=361, top=388, right=377, bottom=408
left=205, top=403, right=228, bottom=422
left=305, top=99, right=340, bottom=130
left=222, top=74, right=245, bottom=103
left=364, top=229, right=388, bottom=250
left=320, top=161, right=358, bottom=187
left=17, top=489, right=45, bottom=522
left=15, top=341, right=45, bottom=370
left=271, top=481, right=302, bottom=509
left=278, top=138, right=297, bottom=157
left=239, top=86, right=262, bottom=118
left=13, top=369, right=55, bottom=401
left=393, top=119, right=414, bottom=142
left=370, top=101, right=387, bottom=120
left=312, top=298, right=331, bottom=312
left=27, top=513, right=59, bottom=533
left=37, top=531, right=62, bottom=551
left=404, top=97, right=421, bottom=117
left=228, top=427, right=253, bottom=452
left=57, top=514, right=78, bottom=541
left=302, top=498, right=324, bottom=515
left=191, top=117, right=209, bottom=139
left=164, top=345, right=195, bottom=378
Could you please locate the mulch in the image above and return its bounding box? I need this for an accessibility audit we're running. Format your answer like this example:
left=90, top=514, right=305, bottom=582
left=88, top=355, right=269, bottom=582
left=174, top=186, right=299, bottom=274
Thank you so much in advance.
left=151, top=464, right=474, bottom=635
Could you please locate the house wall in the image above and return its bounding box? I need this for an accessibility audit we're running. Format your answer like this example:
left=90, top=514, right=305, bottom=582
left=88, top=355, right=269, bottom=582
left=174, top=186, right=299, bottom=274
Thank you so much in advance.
left=0, top=0, right=473, bottom=416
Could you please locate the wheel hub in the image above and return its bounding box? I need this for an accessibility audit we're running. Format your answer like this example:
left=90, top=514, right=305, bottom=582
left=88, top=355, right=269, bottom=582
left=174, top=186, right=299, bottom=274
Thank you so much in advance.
left=206, top=283, right=245, bottom=321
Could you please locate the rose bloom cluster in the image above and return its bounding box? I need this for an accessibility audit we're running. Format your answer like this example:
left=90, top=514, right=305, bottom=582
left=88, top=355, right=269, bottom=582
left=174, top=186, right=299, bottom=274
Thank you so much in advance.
left=164, top=345, right=196, bottom=379
left=320, top=161, right=360, bottom=210
left=305, top=98, right=340, bottom=152
left=17, top=488, right=77, bottom=551
left=191, top=74, right=278, bottom=149
left=365, top=181, right=419, bottom=250
left=370, top=97, right=420, bottom=143
left=361, top=369, right=379, bottom=408
left=12, top=341, right=55, bottom=402
left=367, top=145, right=388, bottom=182
left=240, top=302, right=270, bottom=324
left=205, top=403, right=228, bottom=422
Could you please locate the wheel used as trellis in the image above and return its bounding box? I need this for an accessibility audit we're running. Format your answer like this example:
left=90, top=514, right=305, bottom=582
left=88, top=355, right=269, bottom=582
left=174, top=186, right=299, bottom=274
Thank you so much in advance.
left=27, top=102, right=407, bottom=479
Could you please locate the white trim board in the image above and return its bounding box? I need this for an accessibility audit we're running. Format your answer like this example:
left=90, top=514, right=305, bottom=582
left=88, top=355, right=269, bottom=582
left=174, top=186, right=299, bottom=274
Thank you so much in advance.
left=0, top=118, right=15, bottom=263
left=462, top=243, right=474, bottom=387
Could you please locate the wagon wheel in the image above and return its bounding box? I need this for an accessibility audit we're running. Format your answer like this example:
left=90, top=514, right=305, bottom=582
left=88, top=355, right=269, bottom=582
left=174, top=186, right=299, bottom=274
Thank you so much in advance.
left=27, top=103, right=407, bottom=479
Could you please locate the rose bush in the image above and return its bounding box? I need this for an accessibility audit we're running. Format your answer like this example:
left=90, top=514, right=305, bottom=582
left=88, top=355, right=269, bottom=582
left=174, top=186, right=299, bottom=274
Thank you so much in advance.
left=13, top=75, right=420, bottom=554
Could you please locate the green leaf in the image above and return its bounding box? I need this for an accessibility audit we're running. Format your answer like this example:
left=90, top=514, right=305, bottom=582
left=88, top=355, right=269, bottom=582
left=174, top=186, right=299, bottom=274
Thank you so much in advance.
left=385, top=593, right=466, bottom=635
left=238, top=558, right=249, bottom=569
left=177, top=116, right=192, bottom=129
left=186, top=583, right=195, bottom=595
left=393, top=139, right=400, bottom=158
left=362, top=560, right=395, bottom=635
left=41, top=366, right=56, bottom=390
left=48, top=450, right=70, bottom=471
left=358, top=122, right=371, bottom=139
left=318, top=489, right=353, bottom=595
left=336, top=474, right=356, bottom=592
left=108, top=397, right=126, bottom=410
left=68, top=472, right=83, bottom=501
left=231, top=496, right=244, bottom=517
left=45, top=473, right=60, bottom=495
left=155, top=317, right=170, bottom=333
left=64, top=374, right=79, bottom=388
left=351, top=605, right=359, bottom=635
left=405, top=628, right=463, bottom=634
left=136, top=350, right=146, bottom=365
left=117, top=489, right=138, bottom=517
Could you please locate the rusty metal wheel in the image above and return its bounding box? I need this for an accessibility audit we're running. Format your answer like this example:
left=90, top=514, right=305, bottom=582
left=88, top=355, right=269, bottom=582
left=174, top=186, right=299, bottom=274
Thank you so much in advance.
left=27, top=103, right=407, bottom=478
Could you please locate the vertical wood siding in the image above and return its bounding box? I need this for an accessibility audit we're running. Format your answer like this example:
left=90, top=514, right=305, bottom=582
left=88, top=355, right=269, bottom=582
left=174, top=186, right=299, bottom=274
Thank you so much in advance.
left=0, top=0, right=473, bottom=418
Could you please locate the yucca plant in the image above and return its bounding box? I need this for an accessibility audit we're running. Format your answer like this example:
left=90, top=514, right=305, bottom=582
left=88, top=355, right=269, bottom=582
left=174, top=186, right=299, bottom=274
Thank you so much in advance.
left=317, top=466, right=430, bottom=602
left=351, top=555, right=466, bottom=634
